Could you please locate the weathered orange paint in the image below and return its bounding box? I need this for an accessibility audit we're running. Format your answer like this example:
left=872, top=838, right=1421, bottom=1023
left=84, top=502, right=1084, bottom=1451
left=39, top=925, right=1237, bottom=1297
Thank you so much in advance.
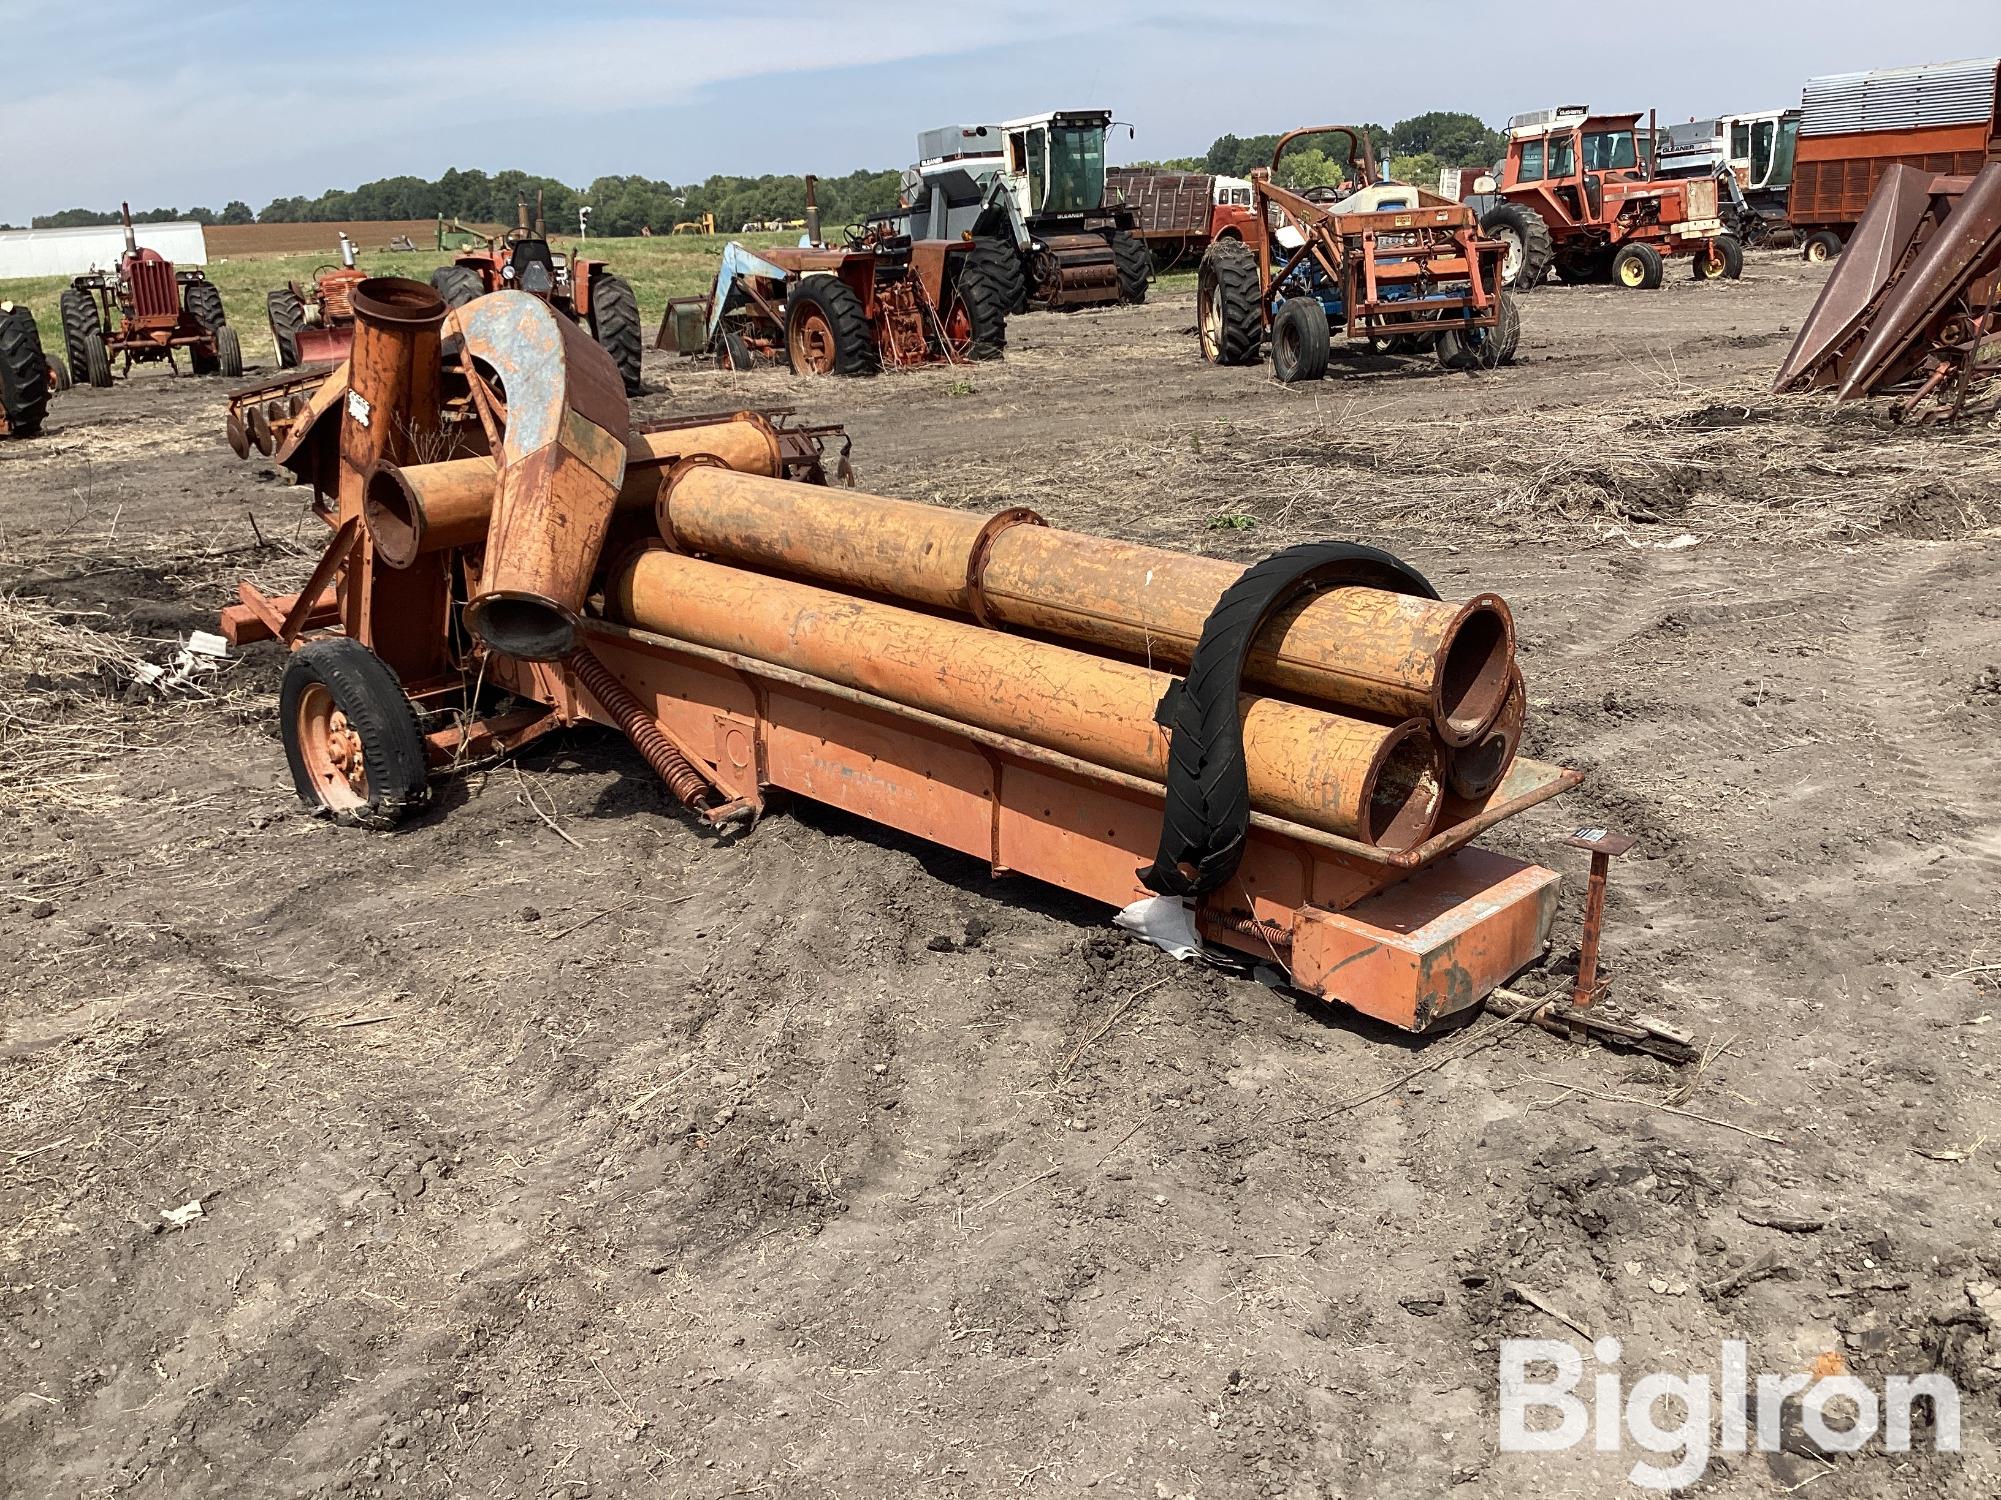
left=657, top=468, right=1515, bottom=743
left=606, top=546, right=1444, bottom=849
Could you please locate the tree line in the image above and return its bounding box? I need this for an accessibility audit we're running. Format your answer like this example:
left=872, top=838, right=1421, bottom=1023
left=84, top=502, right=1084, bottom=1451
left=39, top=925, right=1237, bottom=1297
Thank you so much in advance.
left=22, top=113, right=1506, bottom=235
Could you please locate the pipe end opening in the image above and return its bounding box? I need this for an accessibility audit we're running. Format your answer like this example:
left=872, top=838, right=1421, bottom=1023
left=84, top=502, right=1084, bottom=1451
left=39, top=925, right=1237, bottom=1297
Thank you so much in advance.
left=1367, top=726, right=1443, bottom=852
left=1436, top=596, right=1514, bottom=745
left=466, top=593, right=578, bottom=662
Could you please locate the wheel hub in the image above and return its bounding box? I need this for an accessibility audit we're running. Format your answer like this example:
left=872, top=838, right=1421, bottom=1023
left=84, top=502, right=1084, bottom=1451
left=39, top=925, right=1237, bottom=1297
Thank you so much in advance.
left=297, top=683, right=369, bottom=810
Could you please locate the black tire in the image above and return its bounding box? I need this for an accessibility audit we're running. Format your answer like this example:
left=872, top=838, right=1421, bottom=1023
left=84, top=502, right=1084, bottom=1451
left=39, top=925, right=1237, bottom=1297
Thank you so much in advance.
left=279, top=638, right=429, bottom=828
left=1801, top=231, right=1843, bottom=264
left=1553, top=253, right=1611, bottom=284
left=1112, top=232, right=1150, bottom=305
left=1690, top=234, right=1744, bottom=282
left=945, top=250, right=1009, bottom=359
left=430, top=265, right=485, bottom=309
left=784, top=275, right=875, bottom=377
left=1611, top=243, right=1664, bottom=290
left=1269, top=297, right=1330, bottom=383
left=1479, top=202, right=1554, bottom=290
left=715, top=327, right=753, bottom=371
left=82, top=332, right=112, bottom=388
left=59, top=288, right=101, bottom=386
left=213, top=325, right=243, bottom=379
left=47, top=354, right=71, bottom=393
left=0, top=305, right=52, bottom=437
left=586, top=272, right=644, bottom=395
left=973, top=234, right=1029, bottom=314
left=267, top=288, right=305, bottom=369
left=1436, top=292, right=1521, bottom=371
left=1197, top=240, right=1262, bottom=366
left=183, top=279, right=227, bottom=331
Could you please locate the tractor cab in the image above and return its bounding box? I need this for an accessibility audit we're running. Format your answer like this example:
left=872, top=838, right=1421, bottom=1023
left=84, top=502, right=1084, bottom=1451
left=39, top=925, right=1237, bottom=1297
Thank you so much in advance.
left=998, top=110, right=1113, bottom=219
left=1498, top=108, right=1659, bottom=229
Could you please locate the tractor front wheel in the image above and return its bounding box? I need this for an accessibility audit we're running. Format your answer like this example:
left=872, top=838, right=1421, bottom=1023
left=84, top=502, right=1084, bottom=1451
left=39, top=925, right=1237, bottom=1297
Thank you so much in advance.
left=1479, top=203, right=1554, bottom=290
left=1112, top=232, right=1150, bottom=305
left=1270, top=298, right=1330, bottom=383
left=59, top=288, right=101, bottom=387
left=267, top=288, right=305, bottom=368
left=213, top=326, right=243, bottom=379
left=1197, top=240, right=1262, bottom=366
left=82, top=333, right=112, bottom=388
left=785, top=276, right=875, bottom=377
left=1691, top=234, right=1744, bottom=282
left=1435, top=292, right=1521, bottom=371
left=586, top=272, right=644, bottom=395
left=280, top=638, right=430, bottom=828
left=944, top=251, right=1010, bottom=360
left=1611, top=243, right=1664, bottom=290
left=0, top=305, right=53, bottom=438
left=714, top=327, right=754, bottom=371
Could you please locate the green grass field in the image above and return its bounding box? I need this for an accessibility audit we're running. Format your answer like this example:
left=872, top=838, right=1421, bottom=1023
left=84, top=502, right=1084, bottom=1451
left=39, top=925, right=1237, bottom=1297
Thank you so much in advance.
left=2, top=233, right=1201, bottom=371
left=0, top=232, right=801, bottom=369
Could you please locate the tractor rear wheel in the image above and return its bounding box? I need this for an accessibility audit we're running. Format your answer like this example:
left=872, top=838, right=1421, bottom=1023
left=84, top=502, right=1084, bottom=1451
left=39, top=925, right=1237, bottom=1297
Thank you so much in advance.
left=1479, top=203, right=1554, bottom=290
left=183, top=279, right=227, bottom=331
left=972, top=235, right=1029, bottom=314
left=0, top=305, right=52, bottom=438
left=59, top=288, right=101, bottom=387
left=944, top=251, right=1009, bottom=360
left=82, top=333, right=112, bottom=388
left=785, top=275, right=875, bottom=377
left=586, top=272, right=644, bottom=395
left=1801, top=231, right=1842, bottom=264
left=280, top=638, right=429, bottom=828
left=1197, top=240, right=1262, bottom=366
left=1435, top=292, right=1521, bottom=371
left=1611, top=243, right=1664, bottom=290
left=1270, top=298, right=1330, bottom=383
left=430, top=266, right=484, bottom=309
left=267, top=288, right=305, bottom=368
left=1691, top=234, right=1744, bottom=281
left=1112, top=232, right=1150, bottom=305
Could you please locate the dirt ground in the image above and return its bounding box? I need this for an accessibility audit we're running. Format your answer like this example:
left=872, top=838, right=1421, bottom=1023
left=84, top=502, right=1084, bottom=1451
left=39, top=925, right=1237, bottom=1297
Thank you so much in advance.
left=2, top=252, right=1998, bottom=1499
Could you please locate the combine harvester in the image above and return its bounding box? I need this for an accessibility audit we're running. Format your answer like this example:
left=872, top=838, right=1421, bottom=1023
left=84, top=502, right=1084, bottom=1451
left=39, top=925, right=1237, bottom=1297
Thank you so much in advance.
left=1198, top=126, right=1517, bottom=381
left=1775, top=161, right=2001, bottom=422
left=215, top=278, right=1689, bottom=1058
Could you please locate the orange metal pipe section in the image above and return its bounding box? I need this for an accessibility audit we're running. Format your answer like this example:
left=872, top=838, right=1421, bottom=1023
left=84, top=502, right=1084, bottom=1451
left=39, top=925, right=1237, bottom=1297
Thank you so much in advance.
left=364, top=417, right=783, bottom=568
left=606, top=547, right=1444, bottom=850
left=658, top=468, right=1513, bottom=745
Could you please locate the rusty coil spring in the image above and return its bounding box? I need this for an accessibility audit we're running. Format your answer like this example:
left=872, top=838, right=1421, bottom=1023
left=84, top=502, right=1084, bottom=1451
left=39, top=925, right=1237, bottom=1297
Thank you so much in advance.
left=564, top=647, right=717, bottom=810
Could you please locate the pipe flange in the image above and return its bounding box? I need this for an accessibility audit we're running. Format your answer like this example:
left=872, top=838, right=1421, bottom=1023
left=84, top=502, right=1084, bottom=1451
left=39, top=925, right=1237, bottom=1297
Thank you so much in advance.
left=964, top=506, right=1046, bottom=627
left=656, top=453, right=737, bottom=548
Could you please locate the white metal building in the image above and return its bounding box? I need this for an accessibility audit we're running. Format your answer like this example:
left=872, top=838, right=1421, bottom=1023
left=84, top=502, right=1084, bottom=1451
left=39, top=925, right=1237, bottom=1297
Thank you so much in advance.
left=0, top=221, right=209, bottom=279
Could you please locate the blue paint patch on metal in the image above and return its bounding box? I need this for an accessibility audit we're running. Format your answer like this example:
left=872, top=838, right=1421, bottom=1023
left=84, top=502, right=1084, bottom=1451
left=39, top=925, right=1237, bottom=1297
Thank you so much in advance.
left=708, top=242, right=793, bottom=343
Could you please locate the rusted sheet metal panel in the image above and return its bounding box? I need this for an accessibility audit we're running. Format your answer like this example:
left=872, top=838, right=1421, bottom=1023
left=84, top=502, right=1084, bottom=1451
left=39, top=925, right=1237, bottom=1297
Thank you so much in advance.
left=1800, top=58, right=2000, bottom=137
left=1775, top=163, right=1939, bottom=390
left=1841, top=162, right=2001, bottom=397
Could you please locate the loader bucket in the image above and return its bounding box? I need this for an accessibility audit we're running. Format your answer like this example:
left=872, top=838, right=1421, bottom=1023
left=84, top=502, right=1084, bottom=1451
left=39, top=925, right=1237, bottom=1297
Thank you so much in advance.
left=1773, top=165, right=1936, bottom=393
left=1837, top=163, right=2001, bottom=401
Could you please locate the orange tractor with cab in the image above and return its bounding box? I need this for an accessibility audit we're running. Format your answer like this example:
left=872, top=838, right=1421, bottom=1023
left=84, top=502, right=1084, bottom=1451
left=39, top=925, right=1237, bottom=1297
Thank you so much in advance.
left=1478, top=108, right=1739, bottom=290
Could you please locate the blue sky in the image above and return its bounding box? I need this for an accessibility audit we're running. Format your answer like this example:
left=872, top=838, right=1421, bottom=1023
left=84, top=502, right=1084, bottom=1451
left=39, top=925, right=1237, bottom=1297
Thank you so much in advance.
left=2, top=1, right=1992, bottom=221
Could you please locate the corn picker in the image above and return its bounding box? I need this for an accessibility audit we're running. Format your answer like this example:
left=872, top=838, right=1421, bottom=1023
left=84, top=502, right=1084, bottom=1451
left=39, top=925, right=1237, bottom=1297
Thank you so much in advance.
left=1775, top=162, right=2001, bottom=423
left=213, top=276, right=1689, bottom=1059
left=0, top=302, right=64, bottom=438
left=1200, top=126, right=1518, bottom=382
left=657, top=186, right=1010, bottom=374
left=267, top=232, right=367, bottom=369
left=59, top=203, right=241, bottom=386
left=430, top=194, right=644, bottom=396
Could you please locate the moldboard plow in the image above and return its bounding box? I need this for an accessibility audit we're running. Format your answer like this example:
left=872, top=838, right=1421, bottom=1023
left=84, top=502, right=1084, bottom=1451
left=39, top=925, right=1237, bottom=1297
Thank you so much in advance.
left=222, top=275, right=1690, bottom=1056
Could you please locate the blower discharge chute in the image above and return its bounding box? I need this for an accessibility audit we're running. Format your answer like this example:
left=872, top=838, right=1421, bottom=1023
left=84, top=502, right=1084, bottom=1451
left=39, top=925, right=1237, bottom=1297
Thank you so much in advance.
left=223, top=278, right=1587, bottom=1036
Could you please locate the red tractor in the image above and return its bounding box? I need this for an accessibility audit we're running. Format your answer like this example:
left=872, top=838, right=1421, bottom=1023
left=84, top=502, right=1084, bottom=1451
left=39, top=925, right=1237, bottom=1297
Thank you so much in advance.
left=1478, top=108, right=1739, bottom=290
left=0, top=302, right=64, bottom=438
left=267, top=232, right=367, bottom=368
left=58, top=204, right=242, bottom=386
left=429, top=194, right=643, bottom=395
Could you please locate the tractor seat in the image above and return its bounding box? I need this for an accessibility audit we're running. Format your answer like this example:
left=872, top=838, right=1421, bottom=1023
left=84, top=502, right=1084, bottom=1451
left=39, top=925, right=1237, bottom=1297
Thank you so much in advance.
left=508, top=239, right=558, bottom=295
left=1330, top=184, right=1418, bottom=215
